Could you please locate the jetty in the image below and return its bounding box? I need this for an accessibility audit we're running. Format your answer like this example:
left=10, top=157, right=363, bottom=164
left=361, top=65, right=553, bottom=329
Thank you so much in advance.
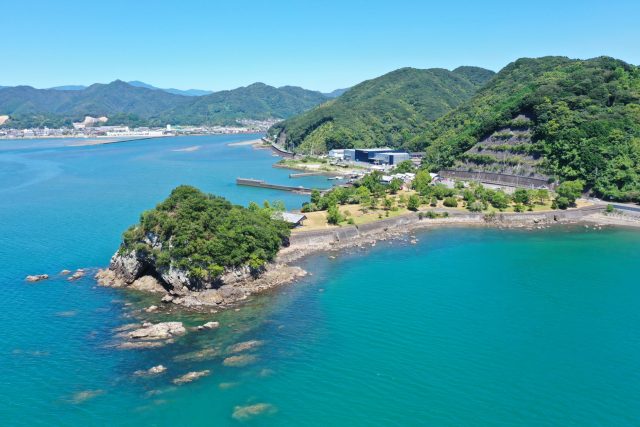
left=236, top=178, right=321, bottom=195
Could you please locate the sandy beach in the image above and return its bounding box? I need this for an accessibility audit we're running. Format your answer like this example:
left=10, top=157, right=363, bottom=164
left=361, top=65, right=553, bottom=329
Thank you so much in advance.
left=227, top=139, right=263, bottom=147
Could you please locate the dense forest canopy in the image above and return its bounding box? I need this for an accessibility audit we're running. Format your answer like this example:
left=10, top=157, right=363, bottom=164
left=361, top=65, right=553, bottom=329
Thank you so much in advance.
left=268, top=66, right=495, bottom=153
left=414, top=56, right=640, bottom=201
left=121, top=186, right=290, bottom=281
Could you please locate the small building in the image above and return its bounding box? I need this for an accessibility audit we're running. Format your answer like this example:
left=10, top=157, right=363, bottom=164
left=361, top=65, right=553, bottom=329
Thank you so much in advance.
left=276, top=212, right=307, bottom=228
left=328, top=149, right=345, bottom=160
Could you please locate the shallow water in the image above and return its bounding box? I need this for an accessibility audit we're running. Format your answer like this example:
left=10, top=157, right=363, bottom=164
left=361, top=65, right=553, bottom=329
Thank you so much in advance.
left=1, top=135, right=639, bottom=426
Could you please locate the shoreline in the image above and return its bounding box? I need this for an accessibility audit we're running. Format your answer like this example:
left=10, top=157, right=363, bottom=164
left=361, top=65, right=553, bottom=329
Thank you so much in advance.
left=96, top=204, right=640, bottom=315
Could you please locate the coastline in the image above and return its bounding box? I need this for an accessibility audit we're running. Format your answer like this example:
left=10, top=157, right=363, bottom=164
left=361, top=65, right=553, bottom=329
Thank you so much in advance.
left=95, top=204, right=639, bottom=315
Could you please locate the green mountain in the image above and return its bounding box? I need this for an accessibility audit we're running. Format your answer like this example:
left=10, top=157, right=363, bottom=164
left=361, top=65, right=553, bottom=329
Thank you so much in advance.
left=267, top=66, right=495, bottom=153
left=161, top=83, right=328, bottom=126
left=0, top=81, right=328, bottom=128
left=416, top=56, right=640, bottom=201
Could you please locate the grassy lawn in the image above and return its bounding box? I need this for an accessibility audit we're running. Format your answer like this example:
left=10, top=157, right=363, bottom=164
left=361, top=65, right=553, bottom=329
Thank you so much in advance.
left=292, top=188, right=593, bottom=232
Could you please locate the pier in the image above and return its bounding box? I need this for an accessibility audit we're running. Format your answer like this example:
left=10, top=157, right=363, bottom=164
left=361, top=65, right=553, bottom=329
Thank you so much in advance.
left=236, top=178, right=321, bottom=194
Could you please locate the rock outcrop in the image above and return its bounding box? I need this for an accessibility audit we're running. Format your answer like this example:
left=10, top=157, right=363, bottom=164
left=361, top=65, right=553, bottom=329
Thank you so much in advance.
left=173, top=370, right=210, bottom=385
left=134, top=365, right=167, bottom=376
left=25, top=274, right=49, bottom=282
left=127, top=322, right=186, bottom=340
left=96, top=247, right=307, bottom=312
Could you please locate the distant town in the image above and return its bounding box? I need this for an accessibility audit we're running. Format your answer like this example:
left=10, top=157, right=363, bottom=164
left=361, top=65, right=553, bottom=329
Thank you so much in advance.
left=0, top=117, right=280, bottom=140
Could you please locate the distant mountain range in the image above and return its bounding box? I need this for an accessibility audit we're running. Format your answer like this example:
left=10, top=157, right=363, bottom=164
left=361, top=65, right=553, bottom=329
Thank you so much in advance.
left=45, top=81, right=214, bottom=97
left=269, top=66, right=495, bottom=153
left=323, top=88, right=349, bottom=98
left=0, top=81, right=329, bottom=128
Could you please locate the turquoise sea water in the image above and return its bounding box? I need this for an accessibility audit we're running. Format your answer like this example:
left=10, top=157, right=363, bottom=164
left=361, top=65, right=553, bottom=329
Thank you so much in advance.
left=1, top=135, right=639, bottom=426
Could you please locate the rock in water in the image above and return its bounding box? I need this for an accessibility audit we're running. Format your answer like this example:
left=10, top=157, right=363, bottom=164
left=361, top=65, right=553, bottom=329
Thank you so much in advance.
left=144, top=305, right=158, bottom=313
left=60, top=269, right=71, bottom=275
left=197, top=321, right=220, bottom=330
left=128, top=322, right=186, bottom=340
left=232, top=403, right=277, bottom=420
left=25, top=274, right=49, bottom=282
left=172, top=370, right=210, bottom=385
left=226, top=340, right=263, bottom=354
left=68, top=270, right=85, bottom=281
left=223, top=354, right=258, bottom=367
left=134, top=365, right=167, bottom=376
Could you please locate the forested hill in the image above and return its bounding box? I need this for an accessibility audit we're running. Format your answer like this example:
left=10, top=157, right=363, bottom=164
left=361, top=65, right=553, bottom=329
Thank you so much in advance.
left=415, top=56, right=640, bottom=201
left=0, top=81, right=328, bottom=128
left=267, top=66, right=495, bottom=153
left=159, top=83, right=328, bottom=126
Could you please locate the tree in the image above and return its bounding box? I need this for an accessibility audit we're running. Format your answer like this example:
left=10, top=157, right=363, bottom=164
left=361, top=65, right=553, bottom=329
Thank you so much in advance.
left=556, top=180, right=584, bottom=206
left=489, top=190, right=510, bottom=210
left=512, top=188, right=530, bottom=205
left=553, top=196, right=570, bottom=210
left=393, top=160, right=415, bottom=173
left=388, top=178, right=403, bottom=194
left=356, top=186, right=372, bottom=205
left=326, top=205, right=343, bottom=225
left=407, top=194, right=420, bottom=211
left=535, top=189, right=549, bottom=204
left=383, top=197, right=393, bottom=210
left=412, top=170, right=433, bottom=195
left=310, top=189, right=321, bottom=205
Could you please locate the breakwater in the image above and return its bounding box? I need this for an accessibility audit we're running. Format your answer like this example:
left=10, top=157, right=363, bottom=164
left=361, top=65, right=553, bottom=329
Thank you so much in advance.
left=236, top=178, right=321, bottom=194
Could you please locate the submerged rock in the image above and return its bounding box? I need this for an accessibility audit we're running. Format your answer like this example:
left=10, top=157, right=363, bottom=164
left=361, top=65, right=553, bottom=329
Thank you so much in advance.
left=226, top=340, right=263, bottom=354
left=232, top=403, right=277, bottom=420
left=117, top=341, right=166, bottom=350
left=173, top=347, right=219, bottom=362
left=60, top=269, right=72, bottom=275
left=25, top=274, right=49, bottom=282
left=223, top=354, right=258, bottom=367
left=144, top=305, right=158, bottom=313
left=70, top=389, right=105, bottom=404
left=172, top=370, right=210, bottom=385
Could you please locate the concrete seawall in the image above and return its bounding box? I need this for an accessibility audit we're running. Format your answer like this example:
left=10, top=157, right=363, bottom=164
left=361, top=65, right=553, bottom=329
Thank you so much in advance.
left=287, top=206, right=605, bottom=249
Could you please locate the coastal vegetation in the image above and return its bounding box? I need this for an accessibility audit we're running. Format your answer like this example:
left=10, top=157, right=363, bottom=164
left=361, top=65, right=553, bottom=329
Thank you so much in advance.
left=414, top=56, right=640, bottom=202
left=120, top=186, right=290, bottom=281
left=297, top=173, right=588, bottom=231
left=268, top=67, right=495, bottom=153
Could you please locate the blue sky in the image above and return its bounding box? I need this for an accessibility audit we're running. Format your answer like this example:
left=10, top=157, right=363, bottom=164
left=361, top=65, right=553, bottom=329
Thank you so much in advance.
left=1, top=0, right=639, bottom=92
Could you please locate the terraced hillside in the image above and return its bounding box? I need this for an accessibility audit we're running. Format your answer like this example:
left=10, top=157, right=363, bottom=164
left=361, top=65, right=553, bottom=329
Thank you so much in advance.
left=440, top=115, right=551, bottom=188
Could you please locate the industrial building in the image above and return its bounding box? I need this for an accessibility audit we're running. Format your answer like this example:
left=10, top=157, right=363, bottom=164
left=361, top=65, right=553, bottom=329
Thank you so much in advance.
left=341, top=148, right=411, bottom=165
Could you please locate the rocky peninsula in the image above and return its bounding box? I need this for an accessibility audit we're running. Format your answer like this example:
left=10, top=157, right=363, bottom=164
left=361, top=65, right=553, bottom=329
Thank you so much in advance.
left=95, top=185, right=305, bottom=312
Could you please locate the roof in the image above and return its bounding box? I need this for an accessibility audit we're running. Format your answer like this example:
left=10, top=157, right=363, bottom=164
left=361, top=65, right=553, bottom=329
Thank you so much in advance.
left=278, top=212, right=307, bottom=224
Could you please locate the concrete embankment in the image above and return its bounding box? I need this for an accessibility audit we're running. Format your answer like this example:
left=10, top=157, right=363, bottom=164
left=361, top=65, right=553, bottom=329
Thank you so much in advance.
left=280, top=206, right=605, bottom=262
left=236, top=178, right=321, bottom=195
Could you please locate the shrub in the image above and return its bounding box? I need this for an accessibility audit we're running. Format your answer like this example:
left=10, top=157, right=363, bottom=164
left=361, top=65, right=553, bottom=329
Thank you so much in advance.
left=407, top=195, right=420, bottom=211
left=443, top=197, right=458, bottom=208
